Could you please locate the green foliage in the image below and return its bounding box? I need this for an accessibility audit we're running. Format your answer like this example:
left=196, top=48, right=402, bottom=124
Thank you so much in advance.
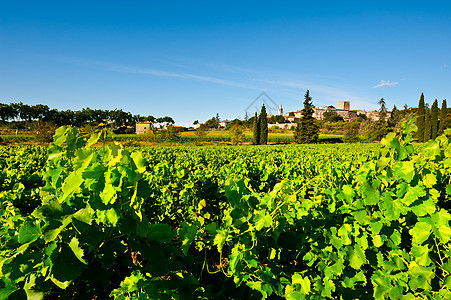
left=151, top=125, right=181, bottom=141
left=378, top=98, right=387, bottom=121
left=416, top=93, right=426, bottom=142
left=162, top=125, right=181, bottom=141
left=294, top=90, right=319, bottom=144
left=259, top=105, right=268, bottom=145
left=229, top=125, right=245, bottom=145
left=268, top=115, right=285, bottom=124
left=358, top=113, right=367, bottom=120
left=253, top=112, right=260, bottom=145
left=360, top=120, right=388, bottom=142
left=34, top=121, right=57, bottom=143
left=431, top=99, right=439, bottom=140
left=3, top=120, right=451, bottom=298
left=323, top=110, right=344, bottom=122
left=195, top=123, right=208, bottom=141
left=388, top=105, right=401, bottom=128
left=204, top=116, right=219, bottom=129
left=343, top=122, right=360, bottom=143
left=0, top=126, right=163, bottom=298
left=439, top=99, right=448, bottom=135
left=0, top=145, right=47, bottom=214
left=424, top=108, right=432, bottom=141
left=0, top=101, right=168, bottom=128
left=322, top=120, right=348, bottom=135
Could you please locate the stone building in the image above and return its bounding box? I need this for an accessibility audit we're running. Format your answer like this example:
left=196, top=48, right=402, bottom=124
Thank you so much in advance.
left=338, top=101, right=350, bottom=111
left=136, top=122, right=153, bottom=134
left=335, top=109, right=358, bottom=121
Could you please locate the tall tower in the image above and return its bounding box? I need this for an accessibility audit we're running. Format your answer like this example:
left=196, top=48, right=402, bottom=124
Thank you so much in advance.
left=279, top=104, right=283, bottom=116
left=338, top=101, right=350, bottom=110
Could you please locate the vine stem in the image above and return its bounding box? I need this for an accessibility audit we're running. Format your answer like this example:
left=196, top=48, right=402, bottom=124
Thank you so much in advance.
left=434, top=236, right=449, bottom=277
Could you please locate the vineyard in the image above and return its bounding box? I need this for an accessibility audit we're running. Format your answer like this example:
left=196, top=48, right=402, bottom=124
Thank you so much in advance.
left=0, top=132, right=343, bottom=144
left=1, top=119, right=451, bottom=299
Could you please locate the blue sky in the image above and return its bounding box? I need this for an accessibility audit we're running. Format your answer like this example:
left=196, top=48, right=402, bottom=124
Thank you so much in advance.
left=1, top=1, right=450, bottom=126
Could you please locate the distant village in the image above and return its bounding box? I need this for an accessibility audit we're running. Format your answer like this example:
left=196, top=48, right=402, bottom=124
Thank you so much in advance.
left=208, top=101, right=389, bottom=130
left=136, top=100, right=391, bottom=134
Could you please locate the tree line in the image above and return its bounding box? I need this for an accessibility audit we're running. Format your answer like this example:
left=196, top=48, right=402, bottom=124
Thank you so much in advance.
left=415, top=93, right=449, bottom=142
left=0, top=102, right=174, bottom=129
left=252, top=105, right=269, bottom=145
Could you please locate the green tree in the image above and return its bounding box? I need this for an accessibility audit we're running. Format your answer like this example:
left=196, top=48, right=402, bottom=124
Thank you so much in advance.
left=430, top=99, right=439, bottom=139
left=259, top=105, right=268, bottom=145
left=268, top=115, right=285, bottom=124
left=357, top=113, right=367, bottom=120
left=226, top=118, right=244, bottom=130
left=252, top=112, right=260, bottom=145
left=162, top=125, right=181, bottom=141
left=195, top=124, right=208, bottom=141
left=205, top=116, right=219, bottom=129
left=424, top=107, right=431, bottom=142
left=388, top=105, right=401, bottom=128
left=0, top=103, right=17, bottom=122
left=31, top=104, right=50, bottom=122
left=416, top=93, right=426, bottom=142
left=439, top=99, right=448, bottom=135
left=343, top=121, right=360, bottom=143
left=229, top=124, right=245, bottom=145
left=323, top=110, right=344, bottom=122
left=34, top=121, right=57, bottom=143
left=294, top=90, right=319, bottom=144
left=378, top=98, right=387, bottom=122
left=360, top=120, right=387, bottom=142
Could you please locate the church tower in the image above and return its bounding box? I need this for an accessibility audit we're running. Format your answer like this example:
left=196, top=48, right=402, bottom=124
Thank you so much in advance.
left=279, top=104, right=283, bottom=116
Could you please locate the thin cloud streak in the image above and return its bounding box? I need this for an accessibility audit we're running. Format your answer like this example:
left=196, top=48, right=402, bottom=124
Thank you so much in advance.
left=86, top=60, right=261, bottom=90
left=441, top=64, right=448, bottom=69
left=64, top=56, right=380, bottom=111
left=373, top=80, right=399, bottom=88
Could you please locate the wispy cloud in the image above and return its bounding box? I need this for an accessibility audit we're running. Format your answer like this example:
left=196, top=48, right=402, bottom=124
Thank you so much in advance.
left=441, top=64, right=448, bottom=69
left=60, top=56, right=261, bottom=90
left=100, top=62, right=260, bottom=90
left=373, top=80, right=399, bottom=88
left=60, top=56, right=381, bottom=111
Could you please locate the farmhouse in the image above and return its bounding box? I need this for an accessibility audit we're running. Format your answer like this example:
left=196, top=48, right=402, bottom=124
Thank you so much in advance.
left=218, top=120, right=232, bottom=128
left=135, top=122, right=152, bottom=134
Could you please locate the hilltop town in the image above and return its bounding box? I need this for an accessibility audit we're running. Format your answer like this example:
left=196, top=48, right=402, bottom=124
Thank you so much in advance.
left=208, top=100, right=392, bottom=130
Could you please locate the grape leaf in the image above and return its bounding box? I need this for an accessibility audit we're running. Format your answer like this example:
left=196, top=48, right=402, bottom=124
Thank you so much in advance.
left=68, top=237, right=87, bottom=265
left=18, top=223, right=41, bottom=244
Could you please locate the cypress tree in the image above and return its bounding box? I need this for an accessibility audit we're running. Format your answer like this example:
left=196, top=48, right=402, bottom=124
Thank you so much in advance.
left=259, top=104, right=268, bottom=145
left=294, top=90, right=319, bottom=143
left=388, top=105, right=401, bottom=128
left=439, top=99, right=448, bottom=135
left=416, top=93, right=425, bottom=142
left=431, top=99, right=439, bottom=139
left=378, top=98, right=387, bottom=122
left=424, top=107, right=431, bottom=142
left=252, top=112, right=260, bottom=145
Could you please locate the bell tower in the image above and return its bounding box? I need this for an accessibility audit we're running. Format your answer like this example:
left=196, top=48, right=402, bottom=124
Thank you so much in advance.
left=279, top=104, right=283, bottom=116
